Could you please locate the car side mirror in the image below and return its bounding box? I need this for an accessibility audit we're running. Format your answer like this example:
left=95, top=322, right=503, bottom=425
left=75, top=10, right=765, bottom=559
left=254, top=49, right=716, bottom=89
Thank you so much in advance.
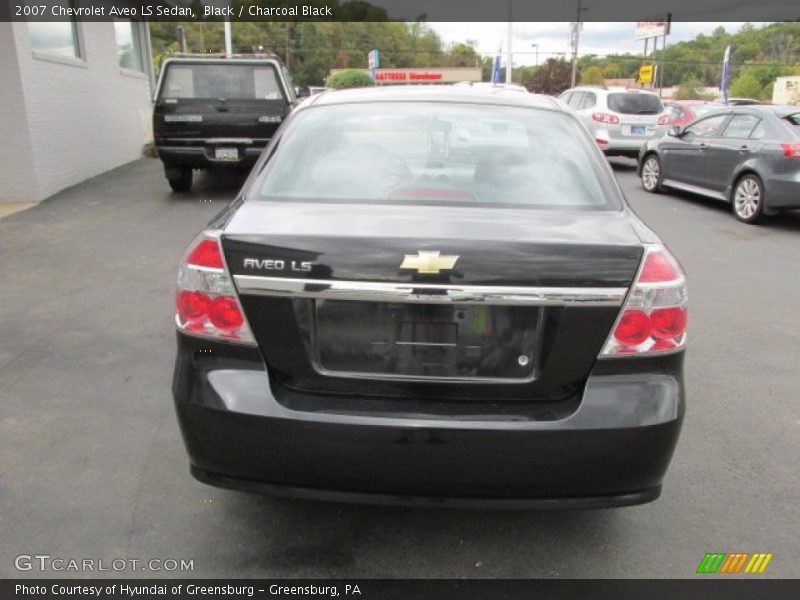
left=667, top=126, right=682, bottom=137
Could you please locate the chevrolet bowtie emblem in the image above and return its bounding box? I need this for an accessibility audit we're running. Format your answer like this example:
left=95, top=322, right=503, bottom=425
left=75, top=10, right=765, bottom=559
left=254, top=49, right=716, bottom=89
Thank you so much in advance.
left=399, top=251, right=459, bottom=275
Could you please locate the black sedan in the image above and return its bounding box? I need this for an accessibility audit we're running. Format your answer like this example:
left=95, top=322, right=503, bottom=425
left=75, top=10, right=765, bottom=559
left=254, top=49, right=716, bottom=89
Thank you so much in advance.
left=173, top=86, right=687, bottom=508
left=639, top=105, right=800, bottom=223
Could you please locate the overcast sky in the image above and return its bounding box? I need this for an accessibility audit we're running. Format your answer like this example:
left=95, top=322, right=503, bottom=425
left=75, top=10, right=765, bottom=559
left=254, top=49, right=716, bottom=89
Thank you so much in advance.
left=428, top=22, right=769, bottom=66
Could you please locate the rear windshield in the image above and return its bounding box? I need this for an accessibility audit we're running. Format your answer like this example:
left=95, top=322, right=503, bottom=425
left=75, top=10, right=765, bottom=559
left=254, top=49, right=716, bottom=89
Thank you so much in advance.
left=607, top=93, right=663, bottom=115
left=255, top=103, right=619, bottom=210
left=160, top=63, right=283, bottom=100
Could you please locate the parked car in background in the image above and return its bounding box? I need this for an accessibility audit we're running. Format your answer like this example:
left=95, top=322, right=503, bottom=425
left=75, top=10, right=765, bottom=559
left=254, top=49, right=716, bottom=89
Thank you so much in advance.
left=153, top=55, right=297, bottom=192
left=727, top=98, right=762, bottom=106
left=296, top=85, right=329, bottom=99
left=664, top=100, right=724, bottom=127
left=173, top=86, right=688, bottom=508
left=639, top=105, right=800, bottom=223
left=558, top=86, right=672, bottom=157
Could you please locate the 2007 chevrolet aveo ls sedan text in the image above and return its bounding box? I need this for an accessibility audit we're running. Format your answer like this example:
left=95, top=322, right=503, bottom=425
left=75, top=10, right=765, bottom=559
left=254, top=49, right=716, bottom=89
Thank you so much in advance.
left=172, top=86, right=687, bottom=508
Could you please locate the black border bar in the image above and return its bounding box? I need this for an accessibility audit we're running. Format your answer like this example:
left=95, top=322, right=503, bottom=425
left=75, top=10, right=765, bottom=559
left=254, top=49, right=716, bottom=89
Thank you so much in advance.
left=2, top=0, right=800, bottom=22
left=4, top=579, right=800, bottom=599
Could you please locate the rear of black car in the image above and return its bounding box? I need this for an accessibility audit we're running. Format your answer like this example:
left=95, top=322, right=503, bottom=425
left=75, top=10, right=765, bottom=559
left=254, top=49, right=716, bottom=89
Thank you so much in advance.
left=153, top=57, right=295, bottom=192
left=172, top=92, right=686, bottom=507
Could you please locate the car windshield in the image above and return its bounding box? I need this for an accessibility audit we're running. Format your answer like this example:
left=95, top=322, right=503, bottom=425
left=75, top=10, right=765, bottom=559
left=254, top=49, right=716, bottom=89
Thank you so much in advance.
left=256, top=103, right=618, bottom=209
left=160, top=63, right=283, bottom=100
left=607, top=93, right=663, bottom=115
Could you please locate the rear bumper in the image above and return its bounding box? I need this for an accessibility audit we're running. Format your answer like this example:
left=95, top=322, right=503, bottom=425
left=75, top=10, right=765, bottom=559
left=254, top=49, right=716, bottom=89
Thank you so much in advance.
left=590, top=125, right=668, bottom=157
left=156, top=144, right=265, bottom=169
left=173, top=335, right=684, bottom=508
left=764, top=175, right=800, bottom=210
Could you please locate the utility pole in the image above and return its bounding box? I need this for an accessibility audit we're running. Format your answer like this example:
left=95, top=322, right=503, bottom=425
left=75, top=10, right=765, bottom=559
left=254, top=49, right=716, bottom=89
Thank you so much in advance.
left=224, top=20, right=232, bottom=57
left=531, top=43, right=538, bottom=67
left=285, top=22, right=290, bottom=65
left=570, top=0, right=585, bottom=87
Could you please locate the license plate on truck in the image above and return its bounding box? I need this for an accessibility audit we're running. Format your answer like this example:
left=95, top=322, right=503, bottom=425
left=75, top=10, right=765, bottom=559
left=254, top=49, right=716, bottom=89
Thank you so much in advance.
left=214, top=148, right=238, bottom=161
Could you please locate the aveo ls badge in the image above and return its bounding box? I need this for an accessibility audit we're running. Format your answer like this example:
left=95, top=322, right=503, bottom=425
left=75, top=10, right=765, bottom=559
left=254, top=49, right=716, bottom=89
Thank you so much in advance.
left=243, top=258, right=312, bottom=272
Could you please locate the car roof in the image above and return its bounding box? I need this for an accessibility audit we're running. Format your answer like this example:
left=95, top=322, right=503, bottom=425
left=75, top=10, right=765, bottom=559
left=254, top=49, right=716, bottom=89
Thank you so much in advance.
left=720, top=104, right=799, bottom=117
left=162, top=55, right=282, bottom=66
left=667, top=100, right=718, bottom=106
left=308, top=85, right=562, bottom=111
left=570, top=86, right=660, bottom=96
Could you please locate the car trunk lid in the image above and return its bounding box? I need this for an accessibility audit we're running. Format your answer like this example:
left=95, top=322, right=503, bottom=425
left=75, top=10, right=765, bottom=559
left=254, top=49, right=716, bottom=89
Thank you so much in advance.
left=221, top=200, right=643, bottom=400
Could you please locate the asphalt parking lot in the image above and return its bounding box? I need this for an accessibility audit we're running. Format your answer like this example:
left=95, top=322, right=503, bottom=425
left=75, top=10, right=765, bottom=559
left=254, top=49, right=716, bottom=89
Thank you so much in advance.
left=1, top=157, right=798, bottom=579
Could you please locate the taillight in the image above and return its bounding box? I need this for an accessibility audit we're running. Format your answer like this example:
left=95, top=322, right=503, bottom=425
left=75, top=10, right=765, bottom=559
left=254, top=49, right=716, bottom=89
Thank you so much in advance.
left=781, top=142, right=800, bottom=158
left=175, top=231, right=255, bottom=344
left=592, top=112, right=620, bottom=124
left=600, top=245, right=687, bottom=357
left=657, top=114, right=672, bottom=125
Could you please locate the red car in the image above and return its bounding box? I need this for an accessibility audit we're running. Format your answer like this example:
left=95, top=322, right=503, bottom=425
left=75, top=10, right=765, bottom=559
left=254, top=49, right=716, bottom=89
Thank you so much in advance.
left=664, top=100, right=724, bottom=127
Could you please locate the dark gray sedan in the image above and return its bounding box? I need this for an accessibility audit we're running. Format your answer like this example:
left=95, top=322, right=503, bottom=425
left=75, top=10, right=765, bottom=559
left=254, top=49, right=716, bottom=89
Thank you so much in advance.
left=638, top=105, right=800, bottom=223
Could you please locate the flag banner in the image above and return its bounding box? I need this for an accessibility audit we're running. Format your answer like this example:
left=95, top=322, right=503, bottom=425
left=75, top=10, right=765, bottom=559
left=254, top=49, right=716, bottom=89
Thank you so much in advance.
left=491, top=54, right=502, bottom=85
left=721, top=44, right=731, bottom=105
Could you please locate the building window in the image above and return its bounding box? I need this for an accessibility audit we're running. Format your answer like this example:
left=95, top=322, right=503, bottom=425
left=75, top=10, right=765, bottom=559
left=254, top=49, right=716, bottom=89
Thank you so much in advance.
left=27, top=2, right=80, bottom=59
left=114, top=20, right=144, bottom=72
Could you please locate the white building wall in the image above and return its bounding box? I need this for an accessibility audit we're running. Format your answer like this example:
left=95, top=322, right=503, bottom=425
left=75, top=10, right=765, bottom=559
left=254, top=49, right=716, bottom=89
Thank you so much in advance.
left=1, top=21, right=154, bottom=203
left=0, top=23, right=38, bottom=202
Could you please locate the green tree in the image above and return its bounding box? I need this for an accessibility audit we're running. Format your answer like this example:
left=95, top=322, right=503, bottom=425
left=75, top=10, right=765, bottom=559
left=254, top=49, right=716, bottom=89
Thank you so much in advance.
left=729, top=73, right=764, bottom=99
left=526, top=58, right=574, bottom=95
left=326, top=69, right=374, bottom=89
left=580, top=66, right=605, bottom=85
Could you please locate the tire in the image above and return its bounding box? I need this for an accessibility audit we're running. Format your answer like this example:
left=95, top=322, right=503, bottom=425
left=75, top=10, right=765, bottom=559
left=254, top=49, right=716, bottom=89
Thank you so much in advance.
left=640, top=154, right=663, bottom=193
left=168, top=169, right=193, bottom=193
left=731, top=173, right=765, bottom=224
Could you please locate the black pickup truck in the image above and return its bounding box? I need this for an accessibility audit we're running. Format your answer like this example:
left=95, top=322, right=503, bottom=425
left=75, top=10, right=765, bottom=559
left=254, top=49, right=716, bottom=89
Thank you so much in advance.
left=153, top=56, right=296, bottom=192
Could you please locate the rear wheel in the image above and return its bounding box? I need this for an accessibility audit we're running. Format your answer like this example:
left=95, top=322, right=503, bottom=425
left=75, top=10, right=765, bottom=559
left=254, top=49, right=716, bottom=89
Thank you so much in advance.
left=641, top=154, right=662, bottom=193
left=168, top=169, right=193, bottom=193
left=732, top=174, right=764, bottom=224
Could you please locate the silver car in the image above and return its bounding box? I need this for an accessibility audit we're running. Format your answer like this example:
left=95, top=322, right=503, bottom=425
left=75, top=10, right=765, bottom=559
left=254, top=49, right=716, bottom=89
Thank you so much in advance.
left=558, top=86, right=672, bottom=157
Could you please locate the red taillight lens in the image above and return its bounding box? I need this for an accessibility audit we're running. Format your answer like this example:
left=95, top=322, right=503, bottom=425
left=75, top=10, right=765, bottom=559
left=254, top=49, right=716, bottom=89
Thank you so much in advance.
left=186, top=239, right=224, bottom=268
left=638, top=250, right=681, bottom=283
left=614, top=310, right=652, bottom=347
left=658, top=114, right=672, bottom=125
left=650, top=306, right=687, bottom=339
left=209, top=296, right=245, bottom=330
left=176, top=290, right=210, bottom=322
left=175, top=233, right=254, bottom=344
left=781, top=142, right=800, bottom=158
left=601, top=246, right=688, bottom=357
left=592, top=112, right=620, bottom=124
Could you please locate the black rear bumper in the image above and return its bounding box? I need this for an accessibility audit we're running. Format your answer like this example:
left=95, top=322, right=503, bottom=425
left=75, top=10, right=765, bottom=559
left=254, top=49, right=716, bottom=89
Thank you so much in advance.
left=191, top=464, right=662, bottom=509
left=156, top=144, right=265, bottom=170
left=173, top=335, right=685, bottom=508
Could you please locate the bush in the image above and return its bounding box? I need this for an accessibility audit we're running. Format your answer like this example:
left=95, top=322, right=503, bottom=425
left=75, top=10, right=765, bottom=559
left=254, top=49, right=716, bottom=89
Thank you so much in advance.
left=326, top=70, right=375, bottom=89
left=729, top=73, right=765, bottom=100
left=673, top=78, right=706, bottom=100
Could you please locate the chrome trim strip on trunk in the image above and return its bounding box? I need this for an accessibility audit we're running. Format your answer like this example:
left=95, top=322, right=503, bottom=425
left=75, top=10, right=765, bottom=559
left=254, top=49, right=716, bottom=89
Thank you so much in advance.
left=233, top=275, right=628, bottom=306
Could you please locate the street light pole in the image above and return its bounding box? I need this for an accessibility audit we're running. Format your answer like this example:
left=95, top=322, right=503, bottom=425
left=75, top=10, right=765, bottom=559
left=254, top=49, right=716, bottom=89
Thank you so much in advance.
left=531, top=43, right=538, bottom=67
left=570, top=0, right=585, bottom=87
